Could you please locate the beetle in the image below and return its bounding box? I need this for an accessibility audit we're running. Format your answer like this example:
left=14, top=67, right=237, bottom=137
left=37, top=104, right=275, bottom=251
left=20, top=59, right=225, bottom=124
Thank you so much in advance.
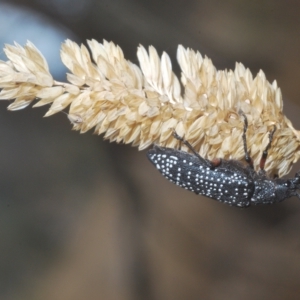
left=147, top=113, right=300, bottom=207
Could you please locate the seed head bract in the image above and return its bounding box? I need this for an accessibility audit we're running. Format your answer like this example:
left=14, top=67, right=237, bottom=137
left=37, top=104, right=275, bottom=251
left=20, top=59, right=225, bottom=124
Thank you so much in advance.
left=0, top=39, right=299, bottom=177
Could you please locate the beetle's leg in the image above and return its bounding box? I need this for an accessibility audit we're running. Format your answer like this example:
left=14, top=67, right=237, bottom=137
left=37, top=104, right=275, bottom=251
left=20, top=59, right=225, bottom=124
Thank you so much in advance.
left=240, top=112, right=254, bottom=168
left=295, top=191, right=300, bottom=199
left=172, top=130, right=202, bottom=158
left=291, top=171, right=300, bottom=188
left=259, top=126, right=276, bottom=171
left=172, top=130, right=214, bottom=168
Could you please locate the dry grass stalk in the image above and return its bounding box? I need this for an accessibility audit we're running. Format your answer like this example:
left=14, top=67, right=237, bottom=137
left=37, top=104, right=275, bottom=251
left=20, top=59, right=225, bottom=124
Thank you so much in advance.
left=0, top=39, right=299, bottom=177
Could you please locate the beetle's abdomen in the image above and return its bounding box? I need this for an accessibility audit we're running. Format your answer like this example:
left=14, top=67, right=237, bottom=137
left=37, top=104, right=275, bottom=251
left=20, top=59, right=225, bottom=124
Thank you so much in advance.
left=147, top=146, right=255, bottom=207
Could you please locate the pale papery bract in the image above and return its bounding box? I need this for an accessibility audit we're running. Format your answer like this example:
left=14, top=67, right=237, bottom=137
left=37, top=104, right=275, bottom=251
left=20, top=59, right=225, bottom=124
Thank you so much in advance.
left=0, top=39, right=299, bottom=177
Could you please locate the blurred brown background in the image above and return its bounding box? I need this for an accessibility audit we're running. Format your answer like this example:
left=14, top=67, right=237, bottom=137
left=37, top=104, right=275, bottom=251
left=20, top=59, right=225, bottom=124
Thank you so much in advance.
left=1, top=0, right=300, bottom=299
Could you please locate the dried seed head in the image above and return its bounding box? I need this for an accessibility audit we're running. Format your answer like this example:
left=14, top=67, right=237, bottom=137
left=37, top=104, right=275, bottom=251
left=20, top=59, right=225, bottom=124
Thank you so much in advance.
left=0, top=39, right=299, bottom=177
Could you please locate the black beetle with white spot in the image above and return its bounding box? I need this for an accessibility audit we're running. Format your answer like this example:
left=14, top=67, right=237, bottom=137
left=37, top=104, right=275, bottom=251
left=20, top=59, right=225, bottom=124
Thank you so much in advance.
left=147, top=113, right=300, bottom=207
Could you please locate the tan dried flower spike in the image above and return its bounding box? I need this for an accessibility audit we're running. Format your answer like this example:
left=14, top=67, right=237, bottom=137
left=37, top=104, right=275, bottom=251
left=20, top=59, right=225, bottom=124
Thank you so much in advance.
left=0, top=39, right=299, bottom=177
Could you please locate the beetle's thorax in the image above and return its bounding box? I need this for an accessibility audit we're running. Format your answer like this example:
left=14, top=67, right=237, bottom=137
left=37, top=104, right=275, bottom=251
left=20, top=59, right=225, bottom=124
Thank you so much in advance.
left=251, top=177, right=276, bottom=204
left=251, top=176, right=295, bottom=205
